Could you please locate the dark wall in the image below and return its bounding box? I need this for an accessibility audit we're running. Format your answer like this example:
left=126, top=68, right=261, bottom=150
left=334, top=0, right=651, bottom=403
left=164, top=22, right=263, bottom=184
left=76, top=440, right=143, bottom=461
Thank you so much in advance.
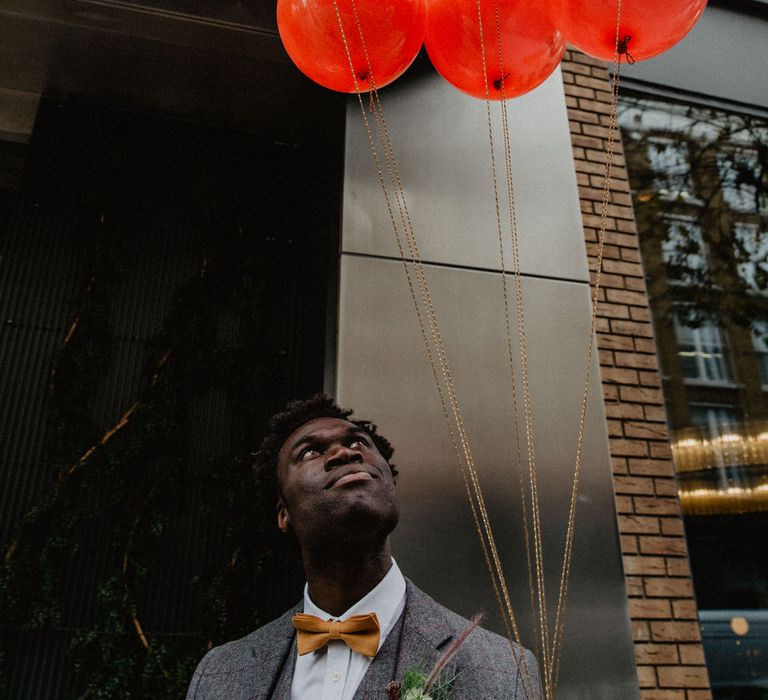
left=0, top=96, right=343, bottom=698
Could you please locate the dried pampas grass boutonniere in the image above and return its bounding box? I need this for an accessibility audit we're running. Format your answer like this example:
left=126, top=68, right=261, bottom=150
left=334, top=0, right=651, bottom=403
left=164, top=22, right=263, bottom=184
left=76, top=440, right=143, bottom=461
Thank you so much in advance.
left=385, top=613, right=485, bottom=700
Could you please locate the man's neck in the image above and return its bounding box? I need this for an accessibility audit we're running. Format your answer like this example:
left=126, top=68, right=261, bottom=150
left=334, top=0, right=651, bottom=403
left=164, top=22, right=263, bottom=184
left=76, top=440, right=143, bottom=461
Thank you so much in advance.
left=302, top=541, right=393, bottom=617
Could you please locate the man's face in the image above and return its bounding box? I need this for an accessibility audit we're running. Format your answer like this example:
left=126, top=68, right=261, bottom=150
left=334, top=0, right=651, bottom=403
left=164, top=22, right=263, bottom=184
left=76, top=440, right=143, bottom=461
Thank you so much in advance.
left=276, top=417, right=399, bottom=548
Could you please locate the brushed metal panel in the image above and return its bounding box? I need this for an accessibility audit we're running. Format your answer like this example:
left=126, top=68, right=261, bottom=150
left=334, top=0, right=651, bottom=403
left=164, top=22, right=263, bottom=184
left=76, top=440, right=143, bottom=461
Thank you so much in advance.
left=335, top=254, right=639, bottom=699
left=342, top=66, right=589, bottom=282
left=623, top=6, right=768, bottom=112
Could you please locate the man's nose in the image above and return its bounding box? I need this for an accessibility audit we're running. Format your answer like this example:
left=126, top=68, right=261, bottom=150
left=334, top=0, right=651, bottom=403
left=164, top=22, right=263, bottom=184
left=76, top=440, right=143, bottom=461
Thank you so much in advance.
left=324, top=445, right=363, bottom=470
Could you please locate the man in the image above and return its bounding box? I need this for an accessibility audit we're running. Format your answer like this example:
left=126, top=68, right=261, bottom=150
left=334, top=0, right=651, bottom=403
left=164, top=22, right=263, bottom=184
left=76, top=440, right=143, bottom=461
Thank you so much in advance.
left=187, top=394, right=540, bottom=699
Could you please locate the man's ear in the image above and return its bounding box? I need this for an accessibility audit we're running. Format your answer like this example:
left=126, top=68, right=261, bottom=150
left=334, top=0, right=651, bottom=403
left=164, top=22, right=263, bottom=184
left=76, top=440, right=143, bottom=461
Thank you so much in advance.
left=276, top=497, right=290, bottom=533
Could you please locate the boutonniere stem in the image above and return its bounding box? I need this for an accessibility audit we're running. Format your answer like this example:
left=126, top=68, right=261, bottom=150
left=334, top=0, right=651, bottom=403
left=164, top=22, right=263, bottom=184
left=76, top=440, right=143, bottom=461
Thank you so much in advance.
left=386, top=613, right=484, bottom=700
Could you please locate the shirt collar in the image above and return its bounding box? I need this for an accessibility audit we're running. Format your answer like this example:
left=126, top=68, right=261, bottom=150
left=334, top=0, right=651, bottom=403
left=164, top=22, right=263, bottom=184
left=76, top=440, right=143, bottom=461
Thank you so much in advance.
left=303, top=558, right=406, bottom=643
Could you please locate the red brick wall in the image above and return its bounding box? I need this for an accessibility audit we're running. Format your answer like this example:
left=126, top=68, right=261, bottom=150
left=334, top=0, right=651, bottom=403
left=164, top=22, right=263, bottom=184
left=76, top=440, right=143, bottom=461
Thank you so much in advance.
left=561, top=50, right=713, bottom=700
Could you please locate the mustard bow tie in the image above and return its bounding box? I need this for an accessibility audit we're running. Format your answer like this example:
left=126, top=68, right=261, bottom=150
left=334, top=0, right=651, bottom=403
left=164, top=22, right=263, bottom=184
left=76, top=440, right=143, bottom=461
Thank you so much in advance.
left=292, top=612, right=381, bottom=657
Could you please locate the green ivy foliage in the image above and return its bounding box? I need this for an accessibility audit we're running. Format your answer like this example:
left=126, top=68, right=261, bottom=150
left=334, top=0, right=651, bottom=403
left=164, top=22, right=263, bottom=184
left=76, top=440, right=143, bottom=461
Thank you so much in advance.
left=0, top=214, right=289, bottom=698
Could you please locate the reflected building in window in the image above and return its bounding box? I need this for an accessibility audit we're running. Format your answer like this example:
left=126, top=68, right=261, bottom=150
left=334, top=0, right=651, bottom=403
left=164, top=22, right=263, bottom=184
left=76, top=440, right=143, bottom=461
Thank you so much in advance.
left=620, top=94, right=768, bottom=695
left=674, top=315, right=732, bottom=384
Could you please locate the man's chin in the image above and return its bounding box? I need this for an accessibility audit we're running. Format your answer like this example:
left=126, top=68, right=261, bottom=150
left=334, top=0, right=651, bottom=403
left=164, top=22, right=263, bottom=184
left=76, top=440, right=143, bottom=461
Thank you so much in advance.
left=327, top=502, right=399, bottom=541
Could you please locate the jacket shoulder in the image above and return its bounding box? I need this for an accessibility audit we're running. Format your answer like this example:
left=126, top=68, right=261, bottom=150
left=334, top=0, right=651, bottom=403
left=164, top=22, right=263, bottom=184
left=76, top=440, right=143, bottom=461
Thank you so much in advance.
left=405, top=581, right=540, bottom=698
left=201, top=614, right=290, bottom=669
left=432, top=596, right=532, bottom=669
left=441, top=604, right=540, bottom=698
left=186, top=604, right=299, bottom=699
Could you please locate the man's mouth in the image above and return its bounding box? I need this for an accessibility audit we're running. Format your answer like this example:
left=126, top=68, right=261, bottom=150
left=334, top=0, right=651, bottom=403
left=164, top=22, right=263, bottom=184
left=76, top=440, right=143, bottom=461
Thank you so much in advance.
left=327, top=471, right=376, bottom=489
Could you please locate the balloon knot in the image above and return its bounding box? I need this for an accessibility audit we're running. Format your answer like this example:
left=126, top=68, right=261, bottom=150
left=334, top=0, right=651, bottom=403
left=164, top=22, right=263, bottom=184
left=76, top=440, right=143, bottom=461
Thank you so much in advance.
left=493, top=72, right=511, bottom=92
left=618, top=35, right=635, bottom=64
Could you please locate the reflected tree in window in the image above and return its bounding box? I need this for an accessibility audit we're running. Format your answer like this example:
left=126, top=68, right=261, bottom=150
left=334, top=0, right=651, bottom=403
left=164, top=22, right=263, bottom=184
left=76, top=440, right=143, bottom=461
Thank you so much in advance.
left=619, top=97, right=768, bottom=329
left=621, top=93, right=768, bottom=588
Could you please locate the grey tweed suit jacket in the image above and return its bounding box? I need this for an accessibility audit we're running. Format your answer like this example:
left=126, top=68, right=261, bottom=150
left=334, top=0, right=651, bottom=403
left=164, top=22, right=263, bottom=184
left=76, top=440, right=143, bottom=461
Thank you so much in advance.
left=187, top=579, right=541, bottom=699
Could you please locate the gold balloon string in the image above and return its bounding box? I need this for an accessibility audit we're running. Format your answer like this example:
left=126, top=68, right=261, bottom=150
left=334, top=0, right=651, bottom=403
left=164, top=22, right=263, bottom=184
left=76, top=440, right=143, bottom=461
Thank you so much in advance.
left=461, top=0, right=536, bottom=656
left=340, top=4, right=515, bottom=641
left=362, top=17, right=535, bottom=674
left=329, top=3, right=529, bottom=684
left=342, top=0, right=526, bottom=654
left=491, top=0, right=552, bottom=681
left=333, top=1, right=625, bottom=698
left=550, top=1, right=625, bottom=692
left=335, top=4, right=526, bottom=666
left=495, top=28, right=552, bottom=700
left=476, top=0, right=548, bottom=696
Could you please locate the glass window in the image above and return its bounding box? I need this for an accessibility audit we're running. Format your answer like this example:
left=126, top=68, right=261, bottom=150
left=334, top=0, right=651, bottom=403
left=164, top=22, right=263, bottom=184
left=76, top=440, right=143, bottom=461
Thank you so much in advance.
left=662, top=215, right=707, bottom=285
left=734, top=221, right=768, bottom=293
left=752, top=321, right=768, bottom=385
left=647, top=135, right=696, bottom=200
left=717, top=148, right=768, bottom=215
left=689, top=403, right=741, bottom=436
left=622, top=93, right=768, bottom=695
left=674, top=315, right=732, bottom=383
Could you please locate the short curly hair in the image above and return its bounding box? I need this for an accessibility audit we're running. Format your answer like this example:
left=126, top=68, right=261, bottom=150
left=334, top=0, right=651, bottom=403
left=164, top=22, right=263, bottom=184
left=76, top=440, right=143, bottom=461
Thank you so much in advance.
left=253, top=394, right=397, bottom=497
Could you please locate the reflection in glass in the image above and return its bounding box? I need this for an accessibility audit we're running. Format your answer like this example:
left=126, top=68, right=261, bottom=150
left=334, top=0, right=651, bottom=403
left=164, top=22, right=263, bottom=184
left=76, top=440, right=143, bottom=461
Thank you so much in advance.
left=620, top=92, right=768, bottom=696
left=662, top=215, right=707, bottom=285
left=647, top=135, right=696, bottom=200
left=675, top=316, right=732, bottom=383
left=673, top=417, right=768, bottom=517
left=735, top=221, right=768, bottom=293
left=753, top=322, right=768, bottom=385
left=717, top=149, right=768, bottom=215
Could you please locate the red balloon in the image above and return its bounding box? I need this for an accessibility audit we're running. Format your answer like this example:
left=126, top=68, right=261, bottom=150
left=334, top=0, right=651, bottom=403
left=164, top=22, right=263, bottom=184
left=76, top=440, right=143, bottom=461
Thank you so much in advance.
left=277, top=0, right=426, bottom=93
left=550, top=0, right=707, bottom=62
left=425, top=0, right=566, bottom=100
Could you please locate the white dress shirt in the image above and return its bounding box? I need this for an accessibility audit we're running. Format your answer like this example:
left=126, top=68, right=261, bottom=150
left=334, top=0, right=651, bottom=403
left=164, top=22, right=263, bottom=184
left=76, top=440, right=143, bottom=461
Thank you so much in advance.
left=290, top=558, right=407, bottom=700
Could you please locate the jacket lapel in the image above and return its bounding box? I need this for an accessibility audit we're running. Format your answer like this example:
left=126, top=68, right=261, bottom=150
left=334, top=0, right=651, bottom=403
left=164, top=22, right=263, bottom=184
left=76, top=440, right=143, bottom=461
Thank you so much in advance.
left=246, top=603, right=300, bottom=699
left=270, top=636, right=298, bottom=700
left=394, top=580, right=453, bottom=682
left=351, top=606, right=405, bottom=699
left=353, top=579, right=454, bottom=699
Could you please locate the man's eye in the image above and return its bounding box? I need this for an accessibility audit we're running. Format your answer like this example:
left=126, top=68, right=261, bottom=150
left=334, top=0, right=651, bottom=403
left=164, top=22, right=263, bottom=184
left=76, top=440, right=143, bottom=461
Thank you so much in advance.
left=299, top=447, right=320, bottom=460
left=350, top=438, right=369, bottom=448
